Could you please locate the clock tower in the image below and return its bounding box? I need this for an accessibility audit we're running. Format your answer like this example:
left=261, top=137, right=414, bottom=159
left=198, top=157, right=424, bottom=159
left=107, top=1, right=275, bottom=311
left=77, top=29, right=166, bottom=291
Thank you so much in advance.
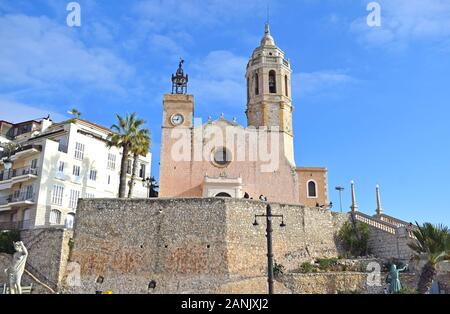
left=162, top=60, right=194, bottom=129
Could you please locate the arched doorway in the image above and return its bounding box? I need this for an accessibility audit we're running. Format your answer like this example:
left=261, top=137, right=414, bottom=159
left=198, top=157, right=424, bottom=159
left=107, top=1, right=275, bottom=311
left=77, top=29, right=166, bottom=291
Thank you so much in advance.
left=215, top=192, right=232, bottom=198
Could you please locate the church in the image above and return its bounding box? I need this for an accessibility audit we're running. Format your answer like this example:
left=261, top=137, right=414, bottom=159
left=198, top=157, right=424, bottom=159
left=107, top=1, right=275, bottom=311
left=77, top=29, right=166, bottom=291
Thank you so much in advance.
left=159, top=24, right=329, bottom=208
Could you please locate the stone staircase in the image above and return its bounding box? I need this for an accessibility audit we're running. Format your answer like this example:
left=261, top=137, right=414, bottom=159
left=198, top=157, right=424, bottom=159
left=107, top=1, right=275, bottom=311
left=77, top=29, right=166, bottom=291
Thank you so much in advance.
left=353, top=212, right=417, bottom=239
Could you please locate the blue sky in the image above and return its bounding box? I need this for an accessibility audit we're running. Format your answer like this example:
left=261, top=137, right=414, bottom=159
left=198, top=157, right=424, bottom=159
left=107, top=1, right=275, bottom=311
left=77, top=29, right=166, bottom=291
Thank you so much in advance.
left=0, top=0, right=449, bottom=225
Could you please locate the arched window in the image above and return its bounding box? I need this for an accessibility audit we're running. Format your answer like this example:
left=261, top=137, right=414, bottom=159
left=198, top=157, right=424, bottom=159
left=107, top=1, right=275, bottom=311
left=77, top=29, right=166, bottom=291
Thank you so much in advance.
left=216, top=193, right=232, bottom=198
left=269, top=70, right=277, bottom=93
left=65, top=213, right=75, bottom=229
left=49, top=209, right=61, bottom=225
left=285, top=75, right=289, bottom=97
left=254, top=73, right=259, bottom=95
left=307, top=180, right=317, bottom=198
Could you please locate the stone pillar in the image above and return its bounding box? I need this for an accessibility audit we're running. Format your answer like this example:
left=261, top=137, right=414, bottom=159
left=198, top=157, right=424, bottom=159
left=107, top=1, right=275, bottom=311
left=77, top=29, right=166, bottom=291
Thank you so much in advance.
left=350, top=181, right=358, bottom=212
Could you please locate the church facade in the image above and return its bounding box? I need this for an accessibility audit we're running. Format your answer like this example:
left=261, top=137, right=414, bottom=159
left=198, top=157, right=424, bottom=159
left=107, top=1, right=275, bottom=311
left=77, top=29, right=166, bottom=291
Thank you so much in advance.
left=159, top=24, right=328, bottom=207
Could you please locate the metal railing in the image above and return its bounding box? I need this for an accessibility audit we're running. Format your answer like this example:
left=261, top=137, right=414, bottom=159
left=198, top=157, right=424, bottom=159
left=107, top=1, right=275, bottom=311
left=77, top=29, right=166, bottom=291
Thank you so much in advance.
left=0, top=167, right=39, bottom=182
left=0, top=220, right=32, bottom=231
left=0, top=192, right=35, bottom=205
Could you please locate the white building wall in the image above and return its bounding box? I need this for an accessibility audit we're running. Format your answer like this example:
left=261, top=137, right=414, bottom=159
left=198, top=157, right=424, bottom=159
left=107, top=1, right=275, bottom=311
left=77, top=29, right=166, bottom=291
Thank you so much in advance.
left=1, top=120, right=152, bottom=230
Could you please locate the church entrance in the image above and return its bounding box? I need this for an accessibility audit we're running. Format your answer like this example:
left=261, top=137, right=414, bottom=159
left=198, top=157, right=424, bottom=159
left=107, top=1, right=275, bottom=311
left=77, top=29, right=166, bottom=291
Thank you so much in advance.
left=215, top=192, right=232, bottom=198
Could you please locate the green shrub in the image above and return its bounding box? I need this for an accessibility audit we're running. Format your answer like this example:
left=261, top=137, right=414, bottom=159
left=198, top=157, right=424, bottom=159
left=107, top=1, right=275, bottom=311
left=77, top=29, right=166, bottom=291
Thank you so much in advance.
left=0, top=230, right=20, bottom=254
left=299, top=262, right=315, bottom=273
left=317, top=258, right=338, bottom=271
left=273, top=262, right=285, bottom=279
left=338, top=221, right=370, bottom=257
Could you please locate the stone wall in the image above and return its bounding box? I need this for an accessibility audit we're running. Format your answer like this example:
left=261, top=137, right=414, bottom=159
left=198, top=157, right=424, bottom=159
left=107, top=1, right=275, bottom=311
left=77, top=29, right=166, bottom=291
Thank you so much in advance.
left=367, top=225, right=414, bottom=261
left=0, top=228, right=73, bottom=294
left=64, top=198, right=349, bottom=294
left=282, top=272, right=418, bottom=294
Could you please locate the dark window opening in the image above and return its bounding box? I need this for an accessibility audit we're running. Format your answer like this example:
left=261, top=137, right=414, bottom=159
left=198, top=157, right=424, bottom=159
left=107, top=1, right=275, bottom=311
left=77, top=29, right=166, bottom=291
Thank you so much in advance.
left=285, top=75, right=289, bottom=97
left=308, top=181, right=317, bottom=198
left=269, top=70, right=277, bottom=94
left=254, top=73, right=259, bottom=95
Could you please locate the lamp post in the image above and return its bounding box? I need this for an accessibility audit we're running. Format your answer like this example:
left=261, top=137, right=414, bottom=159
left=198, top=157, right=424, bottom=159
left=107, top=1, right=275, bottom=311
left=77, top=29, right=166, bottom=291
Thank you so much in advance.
left=335, top=186, right=345, bottom=213
left=253, top=202, right=286, bottom=295
left=142, top=176, right=159, bottom=198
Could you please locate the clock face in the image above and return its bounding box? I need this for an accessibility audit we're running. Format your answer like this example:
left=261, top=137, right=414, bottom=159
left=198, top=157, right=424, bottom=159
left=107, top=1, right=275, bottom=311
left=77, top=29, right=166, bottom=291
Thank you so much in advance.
left=170, top=113, right=184, bottom=126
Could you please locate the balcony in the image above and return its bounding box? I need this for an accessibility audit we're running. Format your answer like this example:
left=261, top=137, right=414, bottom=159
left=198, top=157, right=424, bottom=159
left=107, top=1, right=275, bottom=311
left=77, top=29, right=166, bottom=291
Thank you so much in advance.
left=0, top=220, right=32, bottom=231
left=0, top=166, right=39, bottom=183
left=10, top=145, right=41, bottom=161
left=0, top=192, right=36, bottom=211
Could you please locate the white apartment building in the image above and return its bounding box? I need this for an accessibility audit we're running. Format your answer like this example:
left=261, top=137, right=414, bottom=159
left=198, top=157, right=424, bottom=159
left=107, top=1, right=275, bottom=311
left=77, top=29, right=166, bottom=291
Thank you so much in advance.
left=0, top=117, right=151, bottom=231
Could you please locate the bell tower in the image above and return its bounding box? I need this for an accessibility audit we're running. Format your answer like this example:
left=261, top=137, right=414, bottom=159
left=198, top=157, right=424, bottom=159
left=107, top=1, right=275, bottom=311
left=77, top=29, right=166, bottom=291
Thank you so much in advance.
left=246, top=24, right=295, bottom=165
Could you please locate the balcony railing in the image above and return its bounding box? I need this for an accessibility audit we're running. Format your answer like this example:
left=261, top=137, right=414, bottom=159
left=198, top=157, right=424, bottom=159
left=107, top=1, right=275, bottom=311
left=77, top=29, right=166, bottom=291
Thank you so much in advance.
left=0, top=167, right=39, bottom=182
left=0, top=220, right=32, bottom=231
left=0, top=192, right=35, bottom=205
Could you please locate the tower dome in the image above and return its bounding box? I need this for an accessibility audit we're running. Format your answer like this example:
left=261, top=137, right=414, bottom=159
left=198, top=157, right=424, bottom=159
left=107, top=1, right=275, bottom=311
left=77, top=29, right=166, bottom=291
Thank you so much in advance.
left=260, top=23, right=276, bottom=47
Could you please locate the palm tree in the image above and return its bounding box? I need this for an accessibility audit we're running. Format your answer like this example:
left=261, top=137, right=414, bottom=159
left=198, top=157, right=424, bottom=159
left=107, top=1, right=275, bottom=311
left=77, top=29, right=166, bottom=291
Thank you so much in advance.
left=127, top=129, right=151, bottom=198
left=107, top=113, right=145, bottom=198
left=408, top=222, right=450, bottom=294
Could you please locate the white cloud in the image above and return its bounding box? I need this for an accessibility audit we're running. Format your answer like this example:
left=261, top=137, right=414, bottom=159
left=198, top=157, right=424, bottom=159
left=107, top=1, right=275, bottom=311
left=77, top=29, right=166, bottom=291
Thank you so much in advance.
left=352, top=0, right=450, bottom=49
left=0, top=99, right=67, bottom=123
left=292, top=71, right=354, bottom=97
left=133, top=0, right=266, bottom=29
left=189, top=50, right=247, bottom=106
left=149, top=34, right=185, bottom=56
left=0, top=14, right=134, bottom=94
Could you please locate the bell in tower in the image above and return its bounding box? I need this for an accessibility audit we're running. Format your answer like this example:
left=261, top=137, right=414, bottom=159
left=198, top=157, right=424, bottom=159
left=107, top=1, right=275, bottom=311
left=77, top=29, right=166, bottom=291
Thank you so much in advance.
left=172, top=59, right=189, bottom=94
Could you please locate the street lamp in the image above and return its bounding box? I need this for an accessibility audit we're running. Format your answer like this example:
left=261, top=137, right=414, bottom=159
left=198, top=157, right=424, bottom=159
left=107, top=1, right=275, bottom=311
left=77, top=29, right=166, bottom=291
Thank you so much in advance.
left=335, top=186, right=345, bottom=213
left=253, top=202, right=286, bottom=295
left=142, top=176, right=159, bottom=198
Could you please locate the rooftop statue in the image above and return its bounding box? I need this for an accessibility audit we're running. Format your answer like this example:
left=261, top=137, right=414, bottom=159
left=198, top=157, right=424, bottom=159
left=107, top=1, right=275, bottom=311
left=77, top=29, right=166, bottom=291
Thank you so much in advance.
left=4, top=241, right=28, bottom=294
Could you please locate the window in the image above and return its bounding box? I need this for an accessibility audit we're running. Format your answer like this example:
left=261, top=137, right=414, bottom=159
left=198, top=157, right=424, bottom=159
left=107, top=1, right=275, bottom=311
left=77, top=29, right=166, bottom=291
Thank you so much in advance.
left=212, top=147, right=232, bottom=167
left=66, top=213, right=75, bottom=229
left=25, top=185, right=33, bottom=199
left=84, top=193, right=95, bottom=199
left=57, top=161, right=65, bottom=173
left=127, top=159, right=132, bottom=174
left=31, top=159, right=38, bottom=169
left=23, top=209, right=31, bottom=229
left=69, top=189, right=80, bottom=209
left=307, top=180, right=317, bottom=198
left=107, top=175, right=111, bottom=185
left=254, top=73, right=259, bottom=95
left=65, top=213, right=75, bottom=229
left=285, top=75, right=289, bottom=97
left=269, top=70, right=277, bottom=93
left=139, top=164, right=146, bottom=179
left=49, top=209, right=62, bottom=225
left=74, top=142, right=85, bottom=160
left=51, top=185, right=64, bottom=205
left=73, top=165, right=81, bottom=177
left=107, top=153, right=116, bottom=170
left=89, top=169, right=97, bottom=181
